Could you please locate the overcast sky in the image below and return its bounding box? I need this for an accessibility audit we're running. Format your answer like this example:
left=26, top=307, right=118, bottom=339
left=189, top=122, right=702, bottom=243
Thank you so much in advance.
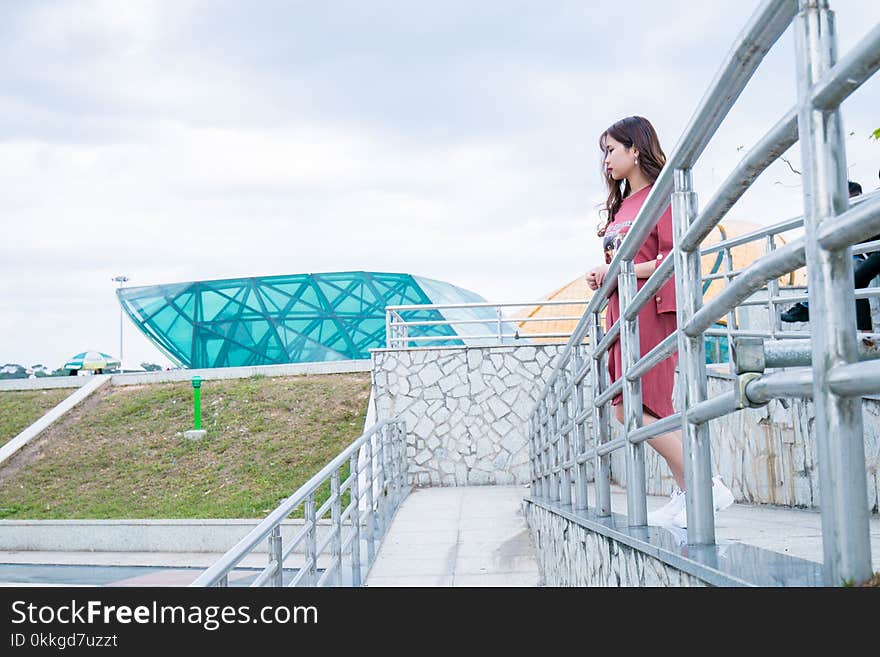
left=2, top=0, right=878, bottom=369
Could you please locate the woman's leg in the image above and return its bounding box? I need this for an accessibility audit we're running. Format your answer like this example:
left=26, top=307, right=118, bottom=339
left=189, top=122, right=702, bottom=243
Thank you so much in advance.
left=615, top=404, right=685, bottom=490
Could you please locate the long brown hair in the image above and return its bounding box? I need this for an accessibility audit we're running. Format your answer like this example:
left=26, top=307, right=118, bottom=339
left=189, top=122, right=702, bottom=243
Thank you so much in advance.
left=597, top=116, right=666, bottom=237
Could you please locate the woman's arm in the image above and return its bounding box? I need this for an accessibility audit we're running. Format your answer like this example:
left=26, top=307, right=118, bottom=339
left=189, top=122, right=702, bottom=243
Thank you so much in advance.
left=633, top=261, right=657, bottom=279
left=587, top=260, right=657, bottom=290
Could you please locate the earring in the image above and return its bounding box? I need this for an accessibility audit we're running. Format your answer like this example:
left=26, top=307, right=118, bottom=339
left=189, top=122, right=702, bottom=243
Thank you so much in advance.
left=634, top=157, right=639, bottom=165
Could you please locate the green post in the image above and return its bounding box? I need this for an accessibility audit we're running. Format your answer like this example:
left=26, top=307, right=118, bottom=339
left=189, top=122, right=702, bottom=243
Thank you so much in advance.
left=191, top=376, right=202, bottom=430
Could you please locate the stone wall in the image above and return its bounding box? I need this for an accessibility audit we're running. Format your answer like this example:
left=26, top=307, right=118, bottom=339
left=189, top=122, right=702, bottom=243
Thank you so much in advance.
left=371, top=345, right=563, bottom=486
left=525, top=502, right=708, bottom=586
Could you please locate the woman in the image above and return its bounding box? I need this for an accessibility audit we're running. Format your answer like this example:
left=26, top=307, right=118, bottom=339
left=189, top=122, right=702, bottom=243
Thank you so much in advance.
left=585, top=116, right=733, bottom=527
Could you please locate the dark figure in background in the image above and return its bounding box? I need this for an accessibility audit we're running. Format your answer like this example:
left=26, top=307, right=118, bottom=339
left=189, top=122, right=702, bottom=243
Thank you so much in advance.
left=781, top=180, right=879, bottom=330
left=851, top=171, right=880, bottom=329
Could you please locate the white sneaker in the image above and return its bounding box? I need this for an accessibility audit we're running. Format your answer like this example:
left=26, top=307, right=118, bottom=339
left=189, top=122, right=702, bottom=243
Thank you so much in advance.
left=647, top=486, right=686, bottom=525
left=712, top=476, right=734, bottom=512
left=671, top=476, right=735, bottom=528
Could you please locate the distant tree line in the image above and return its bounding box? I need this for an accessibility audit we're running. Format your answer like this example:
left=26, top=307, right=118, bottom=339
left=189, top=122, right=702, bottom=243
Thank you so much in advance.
left=0, top=363, right=65, bottom=379
left=0, top=362, right=165, bottom=378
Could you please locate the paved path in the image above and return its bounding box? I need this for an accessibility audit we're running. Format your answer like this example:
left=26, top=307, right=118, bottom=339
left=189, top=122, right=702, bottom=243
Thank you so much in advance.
left=603, top=484, right=880, bottom=568
left=364, top=486, right=540, bottom=587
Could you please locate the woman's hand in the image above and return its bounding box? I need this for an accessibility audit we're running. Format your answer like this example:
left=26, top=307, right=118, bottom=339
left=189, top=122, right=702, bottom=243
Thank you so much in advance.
left=585, top=265, right=609, bottom=291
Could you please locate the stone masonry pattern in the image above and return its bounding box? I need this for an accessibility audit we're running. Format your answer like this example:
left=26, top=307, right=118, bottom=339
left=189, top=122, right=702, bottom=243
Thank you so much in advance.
left=372, top=346, right=563, bottom=487
left=525, top=502, right=708, bottom=586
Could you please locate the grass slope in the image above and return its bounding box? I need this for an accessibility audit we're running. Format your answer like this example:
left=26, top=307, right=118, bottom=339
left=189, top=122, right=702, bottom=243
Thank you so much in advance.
left=0, top=389, right=73, bottom=447
left=0, top=373, right=371, bottom=519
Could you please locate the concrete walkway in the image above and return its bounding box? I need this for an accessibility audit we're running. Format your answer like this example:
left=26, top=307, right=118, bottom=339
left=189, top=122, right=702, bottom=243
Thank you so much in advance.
left=364, top=486, right=541, bottom=587
left=633, top=485, right=880, bottom=567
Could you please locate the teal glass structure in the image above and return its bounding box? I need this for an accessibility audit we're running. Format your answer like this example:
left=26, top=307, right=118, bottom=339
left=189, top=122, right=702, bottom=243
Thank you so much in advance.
left=118, top=271, right=501, bottom=368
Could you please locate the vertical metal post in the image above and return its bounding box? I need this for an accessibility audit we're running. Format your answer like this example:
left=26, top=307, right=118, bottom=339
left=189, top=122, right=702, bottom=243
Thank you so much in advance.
left=394, top=423, right=403, bottom=502
left=672, top=167, right=715, bottom=545
left=496, top=306, right=503, bottom=344
left=377, top=424, right=388, bottom=536
left=548, top=386, right=560, bottom=502
left=535, top=405, right=543, bottom=496
left=385, top=310, right=392, bottom=348
left=557, top=374, right=572, bottom=507
left=119, top=303, right=124, bottom=371
left=529, top=415, right=538, bottom=497
left=589, top=312, right=612, bottom=516
left=268, top=525, right=283, bottom=587
left=723, top=248, right=738, bottom=376
left=573, top=345, right=589, bottom=510
left=191, top=376, right=202, bottom=430
left=399, top=420, right=409, bottom=494
left=533, top=411, right=541, bottom=496
left=391, top=423, right=401, bottom=506
left=349, top=451, right=362, bottom=587
left=766, top=235, right=782, bottom=339
left=218, top=574, right=228, bottom=588
left=618, top=259, right=648, bottom=525
left=794, top=0, right=871, bottom=585
left=363, top=436, right=376, bottom=564
left=330, top=469, right=342, bottom=586
left=377, top=429, right=386, bottom=536
left=305, top=493, right=317, bottom=586
left=112, top=275, right=129, bottom=371
left=540, top=402, right=550, bottom=498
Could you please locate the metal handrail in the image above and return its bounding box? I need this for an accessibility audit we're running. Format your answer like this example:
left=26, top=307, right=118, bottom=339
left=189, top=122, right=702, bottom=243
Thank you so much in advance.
left=527, top=0, right=879, bottom=586
left=393, top=332, right=576, bottom=344
left=191, top=419, right=409, bottom=587
left=387, top=300, right=587, bottom=311
left=385, top=300, right=591, bottom=348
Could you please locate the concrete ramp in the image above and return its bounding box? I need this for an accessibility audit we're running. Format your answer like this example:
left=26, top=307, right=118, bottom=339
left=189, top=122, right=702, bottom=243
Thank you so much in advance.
left=364, top=486, right=541, bottom=587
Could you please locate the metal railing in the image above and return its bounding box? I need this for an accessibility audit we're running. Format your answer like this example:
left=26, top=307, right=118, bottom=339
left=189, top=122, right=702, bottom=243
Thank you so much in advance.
left=191, top=419, right=408, bottom=587
left=528, top=0, right=880, bottom=586
left=385, top=301, right=588, bottom=348
left=697, top=190, right=880, bottom=369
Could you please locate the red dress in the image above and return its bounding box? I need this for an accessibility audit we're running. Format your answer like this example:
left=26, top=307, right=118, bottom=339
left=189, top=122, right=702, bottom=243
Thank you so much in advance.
left=602, top=184, right=678, bottom=419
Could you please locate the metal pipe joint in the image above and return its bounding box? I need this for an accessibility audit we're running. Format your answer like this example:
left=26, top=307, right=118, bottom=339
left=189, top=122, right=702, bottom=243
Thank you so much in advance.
left=736, top=372, right=768, bottom=409
left=733, top=336, right=766, bottom=374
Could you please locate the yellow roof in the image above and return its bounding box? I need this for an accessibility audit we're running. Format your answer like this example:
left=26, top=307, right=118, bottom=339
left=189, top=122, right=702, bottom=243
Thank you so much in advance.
left=515, top=220, right=807, bottom=339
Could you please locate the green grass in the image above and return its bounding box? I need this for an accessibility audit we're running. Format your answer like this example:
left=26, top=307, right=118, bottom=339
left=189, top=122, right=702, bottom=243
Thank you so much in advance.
left=0, top=373, right=371, bottom=519
left=0, top=388, right=73, bottom=447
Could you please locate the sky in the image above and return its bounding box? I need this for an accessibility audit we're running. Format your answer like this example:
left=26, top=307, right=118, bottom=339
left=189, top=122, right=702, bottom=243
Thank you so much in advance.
left=2, top=0, right=879, bottom=370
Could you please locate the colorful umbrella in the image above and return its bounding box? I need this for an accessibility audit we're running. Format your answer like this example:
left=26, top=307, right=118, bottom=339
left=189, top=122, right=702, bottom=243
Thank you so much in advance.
left=63, top=351, right=120, bottom=371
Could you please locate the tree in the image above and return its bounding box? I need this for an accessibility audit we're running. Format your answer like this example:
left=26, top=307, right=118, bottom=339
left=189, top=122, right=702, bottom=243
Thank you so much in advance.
left=0, top=364, right=27, bottom=380
left=140, top=362, right=163, bottom=371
